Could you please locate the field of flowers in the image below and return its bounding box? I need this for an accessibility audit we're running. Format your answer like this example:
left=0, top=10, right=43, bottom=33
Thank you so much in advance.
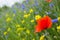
left=0, top=0, right=60, bottom=40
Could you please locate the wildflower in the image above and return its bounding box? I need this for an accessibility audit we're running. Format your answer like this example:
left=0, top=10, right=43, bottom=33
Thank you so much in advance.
left=21, top=4, right=25, bottom=10
left=52, top=19, right=58, bottom=23
left=25, top=0, right=29, bottom=4
left=6, top=17, right=11, bottom=22
left=45, top=0, right=52, bottom=3
left=7, top=27, right=11, bottom=32
left=34, top=0, right=39, bottom=6
left=17, top=27, right=25, bottom=32
left=24, top=14, right=29, bottom=18
left=12, top=5, right=16, bottom=13
left=57, top=26, right=60, bottom=30
left=26, top=29, right=30, bottom=34
left=35, top=15, right=41, bottom=20
left=30, top=9, right=33, bottom=13
left=31, top=19, right=34, bottom=23
left=58, top=17, right=60, bottom=20
left=51, top=17, right=60, bottom=23
left=22, top=38, right=25, bottom=40
left=16, top=24, right=20, bottom=28
left=28, top=14, right=30, bottom=16
left=13, top=10, right=16, bottom=13
left=49, top=3, right=54, bottom=9
left=40, top=35, right=45, bottom=40
left=45, top=11, right=51, bottom=14
left=21, top=20, right=25, bottom=24
left=18, top=33, right=20, bottom=36
left=57, top=26, right=60, bottom=32
left=35, top=16, right=52, bottom=33
left=32, top=38, right=35, bottom=40
left=4, top=31, right=8, bottom=35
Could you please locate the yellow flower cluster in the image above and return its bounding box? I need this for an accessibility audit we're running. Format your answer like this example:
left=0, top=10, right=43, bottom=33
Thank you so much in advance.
left=30, top=9, right=33, bottom=13
left=57, top=26, right=60, bottom=32
left=6, top=17, right=12, bottom=22
left=31, top=19, right=34, bottom=23
left=24, top=14, right=30, bottom=18
left=40, top=35, right=45, bottom=40
left=58, top=17, right=60, bottom=20
left=26, top=29, right=30, bottom=34
left=18, top=33, right=20, bottom=36
left=7, top=27, right=11, bottom=32
left=4, top=27, right=11, bottom=35
left=16, top=27, right=25, bottom=32
left=32, top=38, right=35, bottom=40
left=21, top=20, right=25, bottom=24
left=35, top=15, right=41, bottom=20
left=16, top=24, right=20, bottom=28
left=4, top=31, right=8, bottom=35
left=57, top=26, right=60, bottom=30
left=15, top=24, right=25, bottom=33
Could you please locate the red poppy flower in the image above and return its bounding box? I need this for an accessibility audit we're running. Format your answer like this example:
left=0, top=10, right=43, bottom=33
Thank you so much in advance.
left=45, top=0, right=52, bottom=3
left=35, top=16, right=52, bottom=33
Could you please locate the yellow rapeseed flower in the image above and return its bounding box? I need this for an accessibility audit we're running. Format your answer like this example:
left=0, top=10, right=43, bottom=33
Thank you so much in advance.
left=16, top=24, right=20, bottom=28
left=58, top=17, right=60, bottom=20
left=21, top=20, right=25, bottom=24
left=57, top=26, right=60, bottom=30
left=57, top=26, right=60, bottom=32
left=24, top=14, right=29, bottom=18
left=18, top=33, right=20, bottom=36
left=32, top=38, right=35, bottom=40
left=6, top=17, right=11, bottom=22
left=35, top=15, right=41, bottom=20
left=31, top=19, right=34, bottom=23
left=4, top=31, right=8, bottom=35
left=28, top=14, right=30, bottom=16
left=40, top=35, right=45, bottom=40
left=30, top=9, right=33, bottom=13
left=17, top=27, right=25, bottom=32
left=22, top=38, right=25, bottom=40
left=7, top=27, right=11, bottom=32
left=26, top=29, right=30, bottom=34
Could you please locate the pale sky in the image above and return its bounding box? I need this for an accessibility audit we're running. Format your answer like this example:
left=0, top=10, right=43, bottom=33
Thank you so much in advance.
left=0, top=0, right=24, bottom=7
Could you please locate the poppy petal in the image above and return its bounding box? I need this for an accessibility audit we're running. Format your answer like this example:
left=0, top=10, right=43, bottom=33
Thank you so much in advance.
left=35, top=25, right=41, bottom=33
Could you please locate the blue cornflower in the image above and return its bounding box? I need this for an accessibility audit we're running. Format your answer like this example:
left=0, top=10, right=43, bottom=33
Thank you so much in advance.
left=12, top=5, right=16, bottom=13
left=21, top=4, right=25, bottom=10
left=26, top=0, right=29, bottom=4
left=34, top=0, right=39, bottom=6
left=13, top=10, right=16, bottom=13
left=45, top=11, right=51, bottom=14
left=52, top=19, right=58, bottom=23
left=49, top=3, right=54, bottom=9
left=16, top=5, right=19, bottom=8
